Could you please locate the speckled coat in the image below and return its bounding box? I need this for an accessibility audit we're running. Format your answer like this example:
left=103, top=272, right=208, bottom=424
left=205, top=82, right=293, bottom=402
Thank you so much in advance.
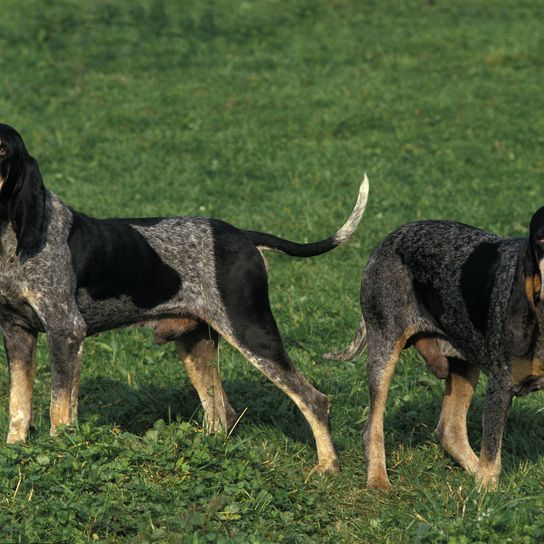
left=327, top=211, right=544, bottom=489
left=0, top=123, right=369, bottom=475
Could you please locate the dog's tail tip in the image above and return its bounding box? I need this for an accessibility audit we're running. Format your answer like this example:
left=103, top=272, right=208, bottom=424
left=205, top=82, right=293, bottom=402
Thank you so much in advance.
left=246, top=174, right=369, bottom=257
left=361, top=172, right=369, bottom=195
left=323, top=315, right=367, bottom=362
left=333, top=173, right=370, bottom=246
left=322, top=350, right=352, bottom=361
left=322, top=345, right=366, bottom=362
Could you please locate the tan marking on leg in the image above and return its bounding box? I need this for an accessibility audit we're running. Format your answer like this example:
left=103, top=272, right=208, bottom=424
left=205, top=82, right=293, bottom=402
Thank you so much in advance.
left=70, top=343, right=84, bottom=423
left=365, top=346, right=402, bottom=490
left=7, top=355, right=36, bottom=443
left=48, top=332, right=85, bottom=434
left=5, top=328, right=37, bottom=444
left=477, top=448, right=501, bottom=489
left=475, top=379, right=512, bottom=490
left=434, top=361, right=479, bottom=473
left=365, top=328, right=416, bottom=490
left=50, top=389, right=71, bottom=435
left=211, top=318, right=339, bottom=473
left=274, top=375, right=339, bottom=474
left=176, top=327, right=237, bottom=433
left=233, top=343, right=339, bottom=474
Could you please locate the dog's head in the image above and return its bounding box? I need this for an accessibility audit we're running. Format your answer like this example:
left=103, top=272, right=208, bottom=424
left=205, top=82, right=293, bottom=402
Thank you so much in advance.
left=0, top=124, right=46, bottom=256
left=526, top=207, right=544, bottom=307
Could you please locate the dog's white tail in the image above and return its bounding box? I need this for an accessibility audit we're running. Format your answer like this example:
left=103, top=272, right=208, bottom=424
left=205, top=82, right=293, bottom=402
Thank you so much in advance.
left=244, top=175, right=369, bottom=257
left=323, top=314, right=367, bottom=361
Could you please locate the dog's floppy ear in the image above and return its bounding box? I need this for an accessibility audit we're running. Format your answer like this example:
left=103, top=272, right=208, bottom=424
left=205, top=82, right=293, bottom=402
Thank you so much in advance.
left=528, top=207, right=544, bottom=305
left=2, top=153, right=46, bottom=257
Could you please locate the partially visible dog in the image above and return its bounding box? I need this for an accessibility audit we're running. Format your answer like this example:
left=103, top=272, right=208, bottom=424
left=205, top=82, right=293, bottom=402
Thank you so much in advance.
left=326, top=203, right=544, bottom=487
left=0, top=123, right=368, bottom=473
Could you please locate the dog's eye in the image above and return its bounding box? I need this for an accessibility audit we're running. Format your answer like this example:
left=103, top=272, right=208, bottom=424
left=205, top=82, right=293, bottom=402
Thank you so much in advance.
left=0, top=146, right=7, bottom=157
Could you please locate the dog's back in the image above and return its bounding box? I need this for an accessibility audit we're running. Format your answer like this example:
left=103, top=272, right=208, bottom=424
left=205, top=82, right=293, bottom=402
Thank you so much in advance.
left=362, top=220, right=524, bottom=364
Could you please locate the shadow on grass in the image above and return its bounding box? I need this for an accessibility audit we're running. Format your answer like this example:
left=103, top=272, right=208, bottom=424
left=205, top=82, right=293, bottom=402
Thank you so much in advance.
left=78, top=375, right=314, bottom=445
left=384, top=391, right=544, bottom=470
left=78, top=374, right=544, bottom=473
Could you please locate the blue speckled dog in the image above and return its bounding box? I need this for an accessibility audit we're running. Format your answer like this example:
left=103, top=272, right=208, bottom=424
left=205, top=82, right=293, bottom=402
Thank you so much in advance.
left=0, top=123, right=368, bottom=474
left=326, top=202, right=544, bottom=488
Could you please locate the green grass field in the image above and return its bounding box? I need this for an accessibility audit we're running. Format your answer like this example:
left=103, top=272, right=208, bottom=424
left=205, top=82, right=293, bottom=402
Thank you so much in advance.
left=1, top=1, right=544, bottom=542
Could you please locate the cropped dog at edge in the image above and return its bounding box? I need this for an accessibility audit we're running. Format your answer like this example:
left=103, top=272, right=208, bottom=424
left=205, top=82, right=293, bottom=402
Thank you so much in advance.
left=326, top=199, right=544, bottom=488
left=0, top=123, right=368, bottom=474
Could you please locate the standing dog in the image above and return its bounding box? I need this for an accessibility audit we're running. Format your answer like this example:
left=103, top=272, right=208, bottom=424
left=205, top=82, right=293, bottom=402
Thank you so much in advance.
left=326, top=205, right=544, bottom=487
left=0, top=123, right=368, bottom=473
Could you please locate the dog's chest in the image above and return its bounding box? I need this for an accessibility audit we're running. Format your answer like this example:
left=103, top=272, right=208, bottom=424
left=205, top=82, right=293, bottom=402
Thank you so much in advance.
left=0, top=237, right=43, bottom=328
left=0, top=254, right=25, bottom=300
left=0, top=283, right=43, bottom=330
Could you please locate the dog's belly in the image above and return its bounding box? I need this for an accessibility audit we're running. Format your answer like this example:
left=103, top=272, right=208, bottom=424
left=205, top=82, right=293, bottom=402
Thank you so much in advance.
left=75, top=288, right=204, bottom=336
left=76, top=294, right=158, bottom=334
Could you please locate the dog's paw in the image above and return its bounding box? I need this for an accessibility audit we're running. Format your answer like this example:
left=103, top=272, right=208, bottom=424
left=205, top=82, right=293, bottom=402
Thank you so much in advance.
left=311, top=458, right=341, bottom=475
left=475, top=472, right=499, bottom=491
left=6, top=431, right=26, bottom=444
left=367, top=474, right=392, bottom=491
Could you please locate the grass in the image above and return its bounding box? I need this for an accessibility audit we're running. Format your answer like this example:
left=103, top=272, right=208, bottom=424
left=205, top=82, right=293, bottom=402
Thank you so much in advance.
left=1, top=0, right=544, bottom=541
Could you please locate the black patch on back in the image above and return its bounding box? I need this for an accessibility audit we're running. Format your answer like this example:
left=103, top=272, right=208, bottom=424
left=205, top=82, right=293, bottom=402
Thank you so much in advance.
left=460, top=242, right=500, bottom=334
left=412, top=278, right=445, bottom=327
left=68, top=211, right=181, bottom=308
left=211, top=219, right=290, bottom=368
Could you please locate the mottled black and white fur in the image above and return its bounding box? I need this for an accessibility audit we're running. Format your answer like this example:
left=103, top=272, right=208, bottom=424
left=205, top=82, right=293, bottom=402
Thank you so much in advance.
left=0, top=123, right=368, bottom=473
left=326, top=201, right=544, bottom=488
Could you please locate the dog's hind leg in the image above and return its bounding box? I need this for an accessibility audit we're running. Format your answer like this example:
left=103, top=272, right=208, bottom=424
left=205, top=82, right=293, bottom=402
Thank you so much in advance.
left=209, top=228, right=339, bottom=473
left=4, top=325, right=37, bottom=443
left=153, top=318, right=237, bottom=432
left=363, top=333, right=407, bottom=490
left=238, top=342, right=340, bottom=474
left=175, top=324, right=238, bottom=433
left=215, top=316, right=340, bottom=474
left=434, top=359, right=480, bottom=473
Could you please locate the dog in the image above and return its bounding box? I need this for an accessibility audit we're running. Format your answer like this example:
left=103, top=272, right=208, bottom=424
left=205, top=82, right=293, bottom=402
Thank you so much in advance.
left=325, top=203, right=544, bottom=488
left=0, top=123, right=368, bottom=474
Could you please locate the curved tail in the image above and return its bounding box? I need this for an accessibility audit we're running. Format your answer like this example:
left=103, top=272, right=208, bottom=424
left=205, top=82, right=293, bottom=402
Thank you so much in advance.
left=244, top=174, right=369, bottom=257
left=323, top=314, right=367, bottom=361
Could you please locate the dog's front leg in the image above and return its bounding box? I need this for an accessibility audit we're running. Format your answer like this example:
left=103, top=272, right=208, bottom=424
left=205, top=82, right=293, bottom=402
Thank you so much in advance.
left=476, top=376, right=513, bottom=489
left=47, top=321, right=86, bottom=435
left=3, top=325, right=38, bottom=443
